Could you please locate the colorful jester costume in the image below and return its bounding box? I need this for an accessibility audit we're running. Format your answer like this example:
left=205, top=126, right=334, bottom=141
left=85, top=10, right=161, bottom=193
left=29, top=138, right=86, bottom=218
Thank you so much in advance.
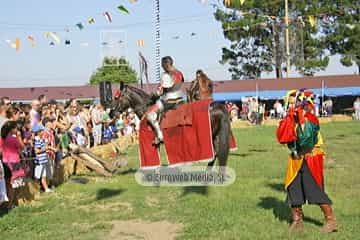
left=277, top=90, right=337, bottom=233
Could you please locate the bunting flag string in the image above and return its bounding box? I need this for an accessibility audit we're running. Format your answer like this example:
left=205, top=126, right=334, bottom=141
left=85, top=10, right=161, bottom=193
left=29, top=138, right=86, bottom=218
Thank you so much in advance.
left=1, top=2, right=358, bottom=51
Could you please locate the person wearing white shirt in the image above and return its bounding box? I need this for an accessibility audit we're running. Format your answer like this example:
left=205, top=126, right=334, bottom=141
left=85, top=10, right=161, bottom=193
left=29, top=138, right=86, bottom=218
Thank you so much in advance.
left=354, top=97, right=360, bottom=120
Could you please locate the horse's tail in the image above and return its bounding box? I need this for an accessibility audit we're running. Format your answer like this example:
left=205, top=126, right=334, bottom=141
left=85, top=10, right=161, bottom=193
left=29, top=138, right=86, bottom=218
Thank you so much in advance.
left=212, top=103, right=231, bottom=167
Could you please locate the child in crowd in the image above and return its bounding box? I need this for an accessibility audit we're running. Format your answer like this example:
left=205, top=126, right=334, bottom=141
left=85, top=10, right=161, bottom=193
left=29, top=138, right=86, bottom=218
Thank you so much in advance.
left=21, top=119, right=33, bottom=159
left=115, top=113, right=125, bottom=137
left=42, top=118, right=56, bottom=184
left=59, top=129, right=70, bottom=157
left=102, top=122, right=116, bottom=144
left=1, top=121, right=26, bottom=207
left=73, top=127, right=87, bottom=147
left=32, top=125, right=53, bottom=193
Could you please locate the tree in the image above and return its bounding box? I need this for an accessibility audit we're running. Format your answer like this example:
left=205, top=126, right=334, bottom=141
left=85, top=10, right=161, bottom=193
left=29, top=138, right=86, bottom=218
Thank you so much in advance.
left=215, top=0, right=331, bottom=79
left=325, top=1, right=360, bottom=74
left=89, top=57, right=138, bottom=85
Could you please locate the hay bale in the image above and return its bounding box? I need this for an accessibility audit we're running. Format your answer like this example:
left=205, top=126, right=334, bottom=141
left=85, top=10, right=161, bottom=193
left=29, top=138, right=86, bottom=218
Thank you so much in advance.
left=52, top=157, right=76, bottom=186
left=74, top=159, right=90, bottom=175
left=263, top=119, right=279, bottom=126
left=90, top=136, right=135, bottom=162
left=231, top=120, right=252, bottom=128
left=4, top=136, right=135, bottom=207
left=330, top=114, right=352, bottom=122
left=17, top=180, right=41, bottom=205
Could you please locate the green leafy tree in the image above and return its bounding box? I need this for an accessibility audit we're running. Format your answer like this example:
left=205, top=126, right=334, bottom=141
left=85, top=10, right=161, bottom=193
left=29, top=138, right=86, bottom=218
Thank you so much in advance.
left=215, top=0, right=331, bottom=79
left=325, top=1, right=360, bottom=74
left=89, top=57, right=138, bottom=85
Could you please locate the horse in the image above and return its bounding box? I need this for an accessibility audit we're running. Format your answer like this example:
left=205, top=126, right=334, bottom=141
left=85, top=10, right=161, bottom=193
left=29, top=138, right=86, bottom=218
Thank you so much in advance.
left=112, top=81, right=231, bottom=168
left=186, top=70, right=213, bottom=102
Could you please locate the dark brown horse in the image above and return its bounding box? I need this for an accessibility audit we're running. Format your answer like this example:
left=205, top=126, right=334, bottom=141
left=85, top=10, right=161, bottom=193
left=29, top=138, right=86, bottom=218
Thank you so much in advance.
left=187, top=70, right=213, bottom=102
left=112, top=81, right=231, bottom=167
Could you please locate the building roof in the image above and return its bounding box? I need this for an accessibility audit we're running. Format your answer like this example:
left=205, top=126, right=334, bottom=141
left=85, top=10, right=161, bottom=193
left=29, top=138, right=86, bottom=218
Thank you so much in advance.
left=1, top=74, right=359, bottom=102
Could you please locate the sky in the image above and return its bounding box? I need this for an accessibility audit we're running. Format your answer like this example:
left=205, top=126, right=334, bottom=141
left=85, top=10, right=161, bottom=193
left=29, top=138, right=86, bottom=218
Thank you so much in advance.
left=0, top=0, right=357, bottom=88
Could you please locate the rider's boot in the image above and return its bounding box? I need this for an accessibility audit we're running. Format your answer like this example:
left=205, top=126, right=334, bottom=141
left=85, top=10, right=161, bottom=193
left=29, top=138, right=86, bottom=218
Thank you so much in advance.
left=147, top=111, right=164, bottom=145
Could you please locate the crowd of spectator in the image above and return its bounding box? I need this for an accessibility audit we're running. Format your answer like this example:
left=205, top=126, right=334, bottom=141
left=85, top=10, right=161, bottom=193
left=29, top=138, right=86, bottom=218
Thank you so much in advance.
left=0, top=95, right=139, bottom=209
left=225, top=99, right=266, bottom=125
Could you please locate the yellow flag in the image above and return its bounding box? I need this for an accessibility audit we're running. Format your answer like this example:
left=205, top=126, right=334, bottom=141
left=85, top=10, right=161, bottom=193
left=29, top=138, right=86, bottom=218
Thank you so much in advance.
left=11, top=38, right=20, bottom=51
left=224, top=0, right=245, bottom=6
left=308, top=15, right=316, bottom=27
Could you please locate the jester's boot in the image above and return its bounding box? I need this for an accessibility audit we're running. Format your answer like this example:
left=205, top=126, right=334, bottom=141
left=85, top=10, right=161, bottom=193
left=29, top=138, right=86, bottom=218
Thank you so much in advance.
left=289, top=207, right=304, bottom=233
left=319, top=204, right=337, bottom=233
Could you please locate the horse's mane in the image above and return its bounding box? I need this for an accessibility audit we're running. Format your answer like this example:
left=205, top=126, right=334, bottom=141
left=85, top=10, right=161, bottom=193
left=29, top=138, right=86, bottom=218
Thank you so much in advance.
left=127, top=85, right=151, bottom=103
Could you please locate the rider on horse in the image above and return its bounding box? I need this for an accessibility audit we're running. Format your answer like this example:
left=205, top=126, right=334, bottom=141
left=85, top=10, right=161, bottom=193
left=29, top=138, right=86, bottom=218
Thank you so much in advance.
left=146, top=56, right=185, bottom=145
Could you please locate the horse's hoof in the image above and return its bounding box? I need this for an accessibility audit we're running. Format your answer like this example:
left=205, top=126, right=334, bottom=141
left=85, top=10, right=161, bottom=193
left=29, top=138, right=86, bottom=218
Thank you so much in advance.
left=153, top=138, right=163, bottom=146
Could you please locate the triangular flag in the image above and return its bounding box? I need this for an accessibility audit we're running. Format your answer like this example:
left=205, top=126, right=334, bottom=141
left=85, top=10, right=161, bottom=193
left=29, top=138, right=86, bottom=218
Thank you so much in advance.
left=88, top=17, right=96, bottom=24
left=14, top=38, right=20, bottom=51
left=44, top=32, right=60, bottom=44
left=76, top=23, right=84, bottom=30
left=346, top=24, right=355, bottom=30
left=103, top=12, right=112, bottom=22
left=308, top=15, right=316, bottom=27
left=136, top=39, right=144, bottom=47
left=28, top=35, right=36, bottom=47
left=49, top=32, right=60, bottom=44
left=117, top=5, right=129, bottom=14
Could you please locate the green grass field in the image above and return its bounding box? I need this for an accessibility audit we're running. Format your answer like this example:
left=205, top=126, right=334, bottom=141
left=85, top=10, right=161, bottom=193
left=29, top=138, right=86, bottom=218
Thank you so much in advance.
left=1, top=121, right=359, bottom=240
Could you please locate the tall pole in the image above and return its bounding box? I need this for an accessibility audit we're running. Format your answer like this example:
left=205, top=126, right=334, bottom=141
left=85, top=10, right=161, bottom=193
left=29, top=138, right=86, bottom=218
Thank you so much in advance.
left=285, top=0, right=290, bottom=78
left=154, top=0, right=161, bottom=82
left=139, top=51, right=143, bottom=89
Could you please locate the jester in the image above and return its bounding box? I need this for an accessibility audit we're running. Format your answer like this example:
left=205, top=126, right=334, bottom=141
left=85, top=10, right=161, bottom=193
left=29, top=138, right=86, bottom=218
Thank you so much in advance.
left=277, top=89, right=337, bottom=233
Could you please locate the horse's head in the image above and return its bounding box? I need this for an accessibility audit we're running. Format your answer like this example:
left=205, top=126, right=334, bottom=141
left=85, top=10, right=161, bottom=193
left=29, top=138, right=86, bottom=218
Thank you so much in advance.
left=187, top=70, right=213, bottom=102
left=112, top=82, right=151, bottom=118
left=187, top=71, right=204, bottom=102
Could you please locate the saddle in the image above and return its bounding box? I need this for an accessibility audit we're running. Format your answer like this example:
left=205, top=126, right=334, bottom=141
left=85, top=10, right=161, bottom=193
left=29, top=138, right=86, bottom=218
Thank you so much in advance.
left=160, top=102, right=193, bottom=129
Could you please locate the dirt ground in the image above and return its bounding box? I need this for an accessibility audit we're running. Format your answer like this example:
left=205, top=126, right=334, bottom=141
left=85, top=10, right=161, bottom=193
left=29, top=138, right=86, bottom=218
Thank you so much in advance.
left=107, top=220, right=183, bottom=240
